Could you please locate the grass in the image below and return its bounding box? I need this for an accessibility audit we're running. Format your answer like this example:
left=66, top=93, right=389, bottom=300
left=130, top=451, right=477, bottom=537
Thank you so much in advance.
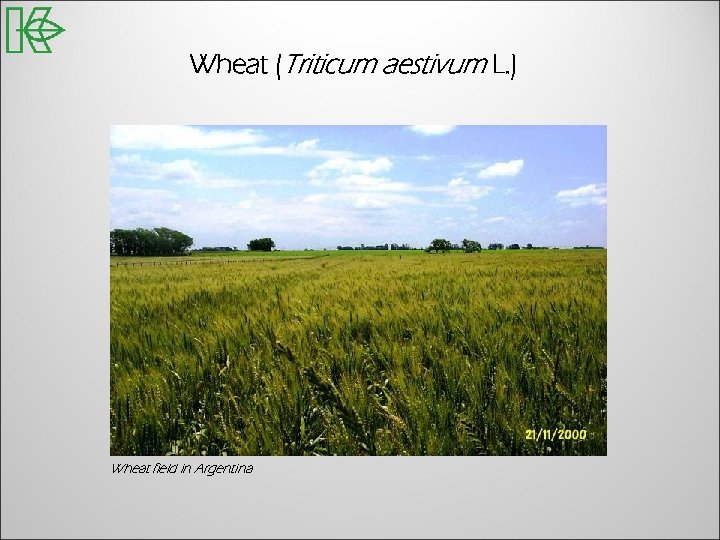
left=110, top=249, right=606, bottom=455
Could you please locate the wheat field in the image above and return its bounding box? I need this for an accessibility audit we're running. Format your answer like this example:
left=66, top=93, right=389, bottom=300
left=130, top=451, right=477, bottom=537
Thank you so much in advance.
left=110, top=249, right=606, bottom=455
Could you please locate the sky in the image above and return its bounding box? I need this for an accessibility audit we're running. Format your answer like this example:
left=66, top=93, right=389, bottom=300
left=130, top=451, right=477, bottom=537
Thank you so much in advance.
left=110, top=125, right=606, bottom=250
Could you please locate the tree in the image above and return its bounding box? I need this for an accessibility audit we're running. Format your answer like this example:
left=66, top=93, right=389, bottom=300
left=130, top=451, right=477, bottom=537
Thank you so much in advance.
left=110, top=227, right=193, bottom=256
left=154, top=227, right=193, bottom=255
left=461, top=239, right=482, bottom=253
left=428, top=238, right=452, bottom=253
left=507, top=243, right=520, bottom=250
left=488, top=243, right=504, bottom=250
left=247, top=237, right=275, bottom=251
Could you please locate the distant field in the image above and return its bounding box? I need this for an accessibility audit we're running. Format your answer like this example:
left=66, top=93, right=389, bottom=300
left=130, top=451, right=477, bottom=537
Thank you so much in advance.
left=110, top=249, right=419, bottom=265
left=110, top=249, right=606, bottom=455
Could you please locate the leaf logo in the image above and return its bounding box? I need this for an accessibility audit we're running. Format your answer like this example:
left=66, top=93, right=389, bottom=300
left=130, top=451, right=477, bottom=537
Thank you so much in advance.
left=5, top=6, right=66, bottom=54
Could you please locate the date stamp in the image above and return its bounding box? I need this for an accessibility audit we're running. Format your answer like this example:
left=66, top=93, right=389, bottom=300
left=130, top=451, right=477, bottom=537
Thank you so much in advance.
left=525, top=428, right=587, bottom=442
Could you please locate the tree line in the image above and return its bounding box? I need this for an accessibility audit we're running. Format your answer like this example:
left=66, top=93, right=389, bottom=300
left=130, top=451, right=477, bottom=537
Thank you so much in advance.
left=192, top=239, right=276, bottom=252
left=110, top=231, right=279, bottom=256
left=111, top=229, right=599, bottom=257
left=110, top=228, right=193, bottom=256
left=194, top=246, right=238, bottom=252
left=426, top=238, right=482, bottom=253
left=426, top=239, right=553, bottom=253
left=336, top=243, right=415, bottom=251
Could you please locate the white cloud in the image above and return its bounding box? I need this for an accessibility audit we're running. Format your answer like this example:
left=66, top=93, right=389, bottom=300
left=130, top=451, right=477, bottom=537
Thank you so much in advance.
left=556, top=184, right=607, bottom=207
left=309, top=157, right=393, bottom=178
left=445, top=177, right=494, bottom=202
left=477, top=159, right=524, bottom=179
left=436, top=216, right=458, bottom=229
left=111, top=154, right=298, bottom=189
left=416, top=155, right=435, bottom=161
left=215, top=138, right=354, bottom=160
left=110, top=187, right=181, bottom=228
left=483, top=216, right=508, bottom=224
left=409, top=125, right=456, bottom=136
left=559, top=220, right=587, bottom=228
left=293, top=139, right=320, bottom=152
left=334, top=175, right=412, bottom=192
left=307, top=157, right=398, bottom=190
left=111, top=128, right=353, bottom=160
left=303, top=191, right=421, bottom=209
left=304, top=192, right=420, bottom=209
left=110, top=126, right=264, bottom=150
left=111, top=155, right=201, bottom=182
left=303, top=194, right=329, bottom=204
left=354, top=195, right=395, bottom=209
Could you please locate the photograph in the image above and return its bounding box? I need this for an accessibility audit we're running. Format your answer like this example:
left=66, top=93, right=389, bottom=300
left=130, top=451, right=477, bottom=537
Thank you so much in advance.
left=110, top=124, right=607, bottom=456
left=4, top=1, right=717, bottom=535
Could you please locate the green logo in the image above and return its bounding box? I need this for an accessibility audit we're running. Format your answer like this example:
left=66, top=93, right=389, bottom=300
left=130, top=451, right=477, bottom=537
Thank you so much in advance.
left=5, top=6, right=65, bottom=53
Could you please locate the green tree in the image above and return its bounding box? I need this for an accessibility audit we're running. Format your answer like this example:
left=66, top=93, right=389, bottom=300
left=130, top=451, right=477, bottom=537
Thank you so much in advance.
left=110, top=227, right=193, bottom=256
left=247, top=237, right=275, bottom=251
left=461, top=239, right=482, bottom=253
left=155, top=227, right=193, bottom=255
left=428, top=238, right=452, bottom=253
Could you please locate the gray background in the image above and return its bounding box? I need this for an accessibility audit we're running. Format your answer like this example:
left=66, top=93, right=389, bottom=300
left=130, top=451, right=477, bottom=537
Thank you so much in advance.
left=1, top=1, right=718, bottom=538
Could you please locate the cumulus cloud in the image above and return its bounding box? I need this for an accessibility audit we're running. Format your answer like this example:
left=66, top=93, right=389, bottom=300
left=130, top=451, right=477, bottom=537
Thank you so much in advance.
left=110, top=187, right=182, bottom=228
left=309, top=157, right=393, bottom=178
left=304, top=192, right=420, bottom=209
left=556, top=184, right=607, bottom=207
left=436, top=216, right=458, bottom=229
left=477, top=159, right=524, bottom=179
left=334, top=175, right=412, bottom=192
left=112, top=128, right=355, bottom=160
left=559, top=220, right=587, bottom=228
left=111, top=154, right=298, bottom=189
left=307, top=157, right=401, bottom=190
left=111, top=154, right=202, bottom=182
left=483, top=216, right=508, bottom=224
left=445, top=177, right=494, bottom=202
left=409, top=125, right=457, bottom=136
left=215, top=138, right=354, bottom=160
left=110, top=125, right=264, bottom=150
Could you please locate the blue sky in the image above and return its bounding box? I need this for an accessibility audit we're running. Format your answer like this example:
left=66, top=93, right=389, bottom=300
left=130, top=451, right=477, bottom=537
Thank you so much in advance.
left=110, top=125, right=606, bottom=250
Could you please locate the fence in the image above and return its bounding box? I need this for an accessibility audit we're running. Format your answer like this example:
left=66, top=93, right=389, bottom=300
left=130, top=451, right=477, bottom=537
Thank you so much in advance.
left=111, top=254, right=329, bottom=268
